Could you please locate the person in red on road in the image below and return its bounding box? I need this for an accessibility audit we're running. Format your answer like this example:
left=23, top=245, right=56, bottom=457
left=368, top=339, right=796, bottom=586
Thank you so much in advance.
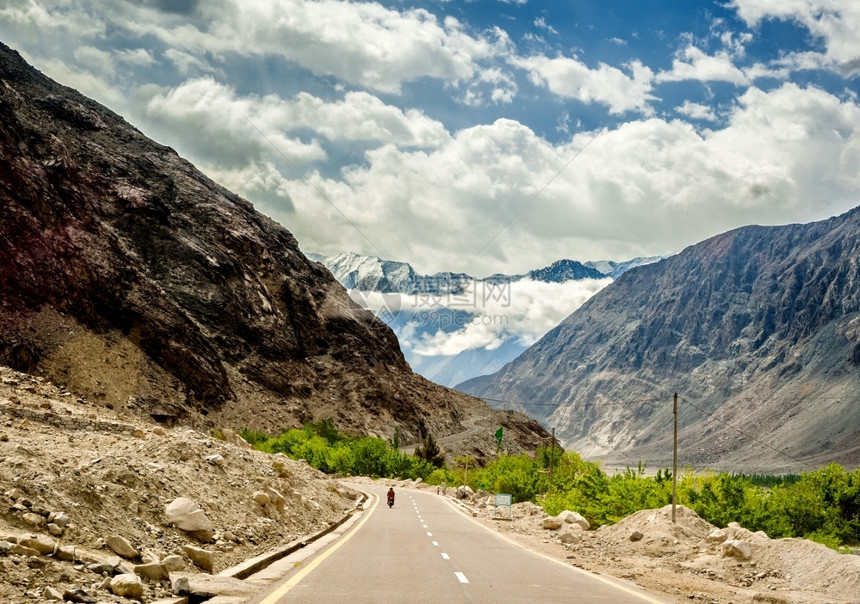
left=387, top=487, right=395, bottom=508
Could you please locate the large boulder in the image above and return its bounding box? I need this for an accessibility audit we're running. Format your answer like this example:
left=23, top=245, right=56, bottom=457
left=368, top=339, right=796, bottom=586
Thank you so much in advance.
left=165, top=498, right=213, bottom=541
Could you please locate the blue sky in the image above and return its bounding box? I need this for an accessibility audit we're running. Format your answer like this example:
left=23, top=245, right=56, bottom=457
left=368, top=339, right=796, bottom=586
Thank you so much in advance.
left=2, top=0, right=859, bottom=275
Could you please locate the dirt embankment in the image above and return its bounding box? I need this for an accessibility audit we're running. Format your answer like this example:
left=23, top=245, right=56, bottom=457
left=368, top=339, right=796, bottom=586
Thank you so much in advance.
left=0, top=366, right=358, bottom=603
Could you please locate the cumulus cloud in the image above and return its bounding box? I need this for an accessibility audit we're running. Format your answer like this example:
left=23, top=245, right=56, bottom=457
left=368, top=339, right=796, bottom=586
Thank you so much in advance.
left=511, top=54, right=656, bottom=114
left=408, top=278, right=612, bottom=356
left=731, top=0, right=860, bottom=67
left=125, top=0, right=509, bottom=94
left=677, top=101, right=718, bottom=121
left=135, top=77, right=450, bottom=173
left=656, top=45, right=749, bottom=85
left=269, top=83, right=860, bottom=275
left=1, top=0, right=515, bottom=96
left=352, top=278, right=611, bottom=357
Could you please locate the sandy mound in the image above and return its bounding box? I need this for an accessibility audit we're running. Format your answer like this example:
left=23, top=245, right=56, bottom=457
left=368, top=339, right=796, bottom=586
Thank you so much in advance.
left=445, top=491, right=860, bottom=603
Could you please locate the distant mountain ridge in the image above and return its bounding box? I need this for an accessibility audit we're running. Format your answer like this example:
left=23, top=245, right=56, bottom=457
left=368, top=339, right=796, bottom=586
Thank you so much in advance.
left=460, top=208, right=860, bottom=472
left=310, top=252, right=662, bottom=388
left=311, top=251, right=661, bottom=294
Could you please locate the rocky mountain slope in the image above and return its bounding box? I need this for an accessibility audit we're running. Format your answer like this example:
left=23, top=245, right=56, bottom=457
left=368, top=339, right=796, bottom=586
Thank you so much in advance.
left=0, top=41, right=547, bottom=455
left=460, top=209, right=860, bottom=472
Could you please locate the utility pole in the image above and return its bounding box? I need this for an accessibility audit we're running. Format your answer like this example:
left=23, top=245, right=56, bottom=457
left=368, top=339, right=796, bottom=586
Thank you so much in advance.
left=549, top=427, right=556, bottom=486
left=672, top=392, right=678, bottom=524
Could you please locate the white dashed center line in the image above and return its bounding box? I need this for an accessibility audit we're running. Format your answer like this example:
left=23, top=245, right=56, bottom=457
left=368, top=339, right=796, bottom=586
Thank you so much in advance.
left=455, top=572, right=469, bottom=584
left=441, top=553, right=450, bottom=560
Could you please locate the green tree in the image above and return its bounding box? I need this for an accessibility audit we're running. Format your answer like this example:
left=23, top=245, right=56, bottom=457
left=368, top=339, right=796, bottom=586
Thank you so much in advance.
left=415, top=434, right=444, bottom=468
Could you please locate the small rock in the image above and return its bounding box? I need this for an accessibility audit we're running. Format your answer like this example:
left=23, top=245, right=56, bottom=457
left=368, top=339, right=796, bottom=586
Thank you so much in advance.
left=721, top=539, right=752, bottom=560
left=265, top=487, right=286, bottom=512
left=629, top=531, right=644, bottom=542
left=18, top=533, right=57, bottom=555
left=557, top=510, right=590, bottom=530
left=48, top=511, right=70, bottom=528
left=21, top=512, right=44, bottom=526
left=252, top=491, right=271, bottom=506
left=54, top=545, right=76, bottom=561
left=205, top=454, right=224, bottom=466
left=542, top=517, right=563, bottom=530
left=42, top=586, right=64, bottom=601
left=182, top=544, right=214, bottom=572
left=162, top=554, right=185, bottom=572
left=559, top=531, right=582, bottom=544
left=707, top=529, right=728, bottom=544
left=134, top=561, right=168, bottom=582
left=110, top=573, right=144, bottom=598
left=105, top=535, right=139, bottom=559
left=171, top=575, right=190, bottom=594
left=128, top=501, right=139, bottom=514
left=10, top=543, right=41, bottom=557
left=47, top=523, right=64, bottom=536
left=152, top=426, right=168, bottom=436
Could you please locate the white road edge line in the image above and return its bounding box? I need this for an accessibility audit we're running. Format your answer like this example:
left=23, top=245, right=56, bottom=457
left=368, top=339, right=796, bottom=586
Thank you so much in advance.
left=257, top=491, right=378, bottom=603
left=440, top=497, right=664, bottom=604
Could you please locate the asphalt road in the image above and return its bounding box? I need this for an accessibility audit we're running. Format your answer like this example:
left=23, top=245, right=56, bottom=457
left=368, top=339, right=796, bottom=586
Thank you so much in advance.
left=250, top=484, right=665, bottom=604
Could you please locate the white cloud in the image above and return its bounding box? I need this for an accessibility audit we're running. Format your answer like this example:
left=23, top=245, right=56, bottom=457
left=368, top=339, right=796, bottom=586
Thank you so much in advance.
left=656, top=46, right=749, bottom=85
left=731, top=0, right=860, bottom=67
left=73, top=45, right=114, bottom=77
left=117, top=0, right=510, bottom=94
left=116, top=48, right=155, bottom=67
left=0, top=0, right=105, bottom=40
left=406, top=278, right=612, bottom=356
left=512, top=54, right=656, bottom=114
left=677, top=101, right=718, bottom=121
left=269, top=83, right=860, bottom=276
left=163, top=48, right=212, bottom=75
left=136, top=78, right=450, bottom=175
left=138, top=78, right=327, bottom=167
left=534, top=17, right=558, bottom=36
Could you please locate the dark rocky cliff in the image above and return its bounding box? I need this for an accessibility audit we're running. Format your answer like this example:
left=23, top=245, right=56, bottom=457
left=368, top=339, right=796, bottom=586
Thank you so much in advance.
left=0, top=42, right=547, bottom=454
left=461, top=209, right=860, bottom=471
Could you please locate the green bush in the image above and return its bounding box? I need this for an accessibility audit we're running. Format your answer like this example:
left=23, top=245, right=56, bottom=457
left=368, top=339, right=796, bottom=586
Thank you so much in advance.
left=243, top=420, right=860, bottom=549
